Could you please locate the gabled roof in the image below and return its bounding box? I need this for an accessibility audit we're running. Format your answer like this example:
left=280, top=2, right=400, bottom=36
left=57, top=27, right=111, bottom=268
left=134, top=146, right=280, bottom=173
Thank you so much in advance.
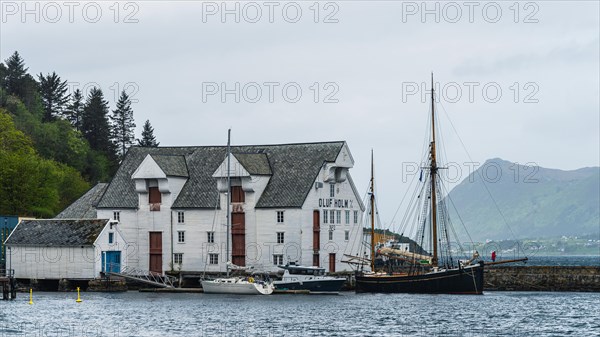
left=5, top=219, right=109, bottom=246
left=233, top=153, right=271, bottom=175
left=151, top=155, right=189, bottom=177
left=55, top=183, right=108, bottom=219
left=97, top=142, right=346, bottom=209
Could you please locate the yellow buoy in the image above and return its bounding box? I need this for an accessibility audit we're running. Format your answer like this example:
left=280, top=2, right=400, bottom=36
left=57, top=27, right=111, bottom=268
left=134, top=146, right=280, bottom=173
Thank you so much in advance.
left=76, top=287, right=82, bottom=303
left=28, top=289, right=33, bottom=305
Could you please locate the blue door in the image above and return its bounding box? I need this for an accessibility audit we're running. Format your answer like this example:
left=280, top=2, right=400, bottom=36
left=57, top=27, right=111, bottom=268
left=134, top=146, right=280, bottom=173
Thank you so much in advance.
left=102, top=251, right=121, bottom=273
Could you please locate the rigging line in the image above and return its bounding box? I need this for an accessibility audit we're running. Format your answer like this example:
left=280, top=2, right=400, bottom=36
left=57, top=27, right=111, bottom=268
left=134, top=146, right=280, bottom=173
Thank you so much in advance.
left=437, top=100, right=520, bottom=242
left=405, top=173, right=429, bottom=239
left=346, top=189, right=370, bottom=259
left=442, top=175, right=475, bottom=247
left=356, top=189, right=372, bottom=260
left=442, top=195, right=468, bottom=259
left=399, top=167, right=428, bottom=229
left=371, top=166, right=386, bottom=233
left=397, top=173, right=427, bottom=240
left=388, top=156, right=421, bottom=230
left=436, top=180, right=454, bottom=267
left=350, top=181, right=372, bottom=261
left=389, top=100, right=436, bottom=230
left=202, top=189, right=222, bottom=279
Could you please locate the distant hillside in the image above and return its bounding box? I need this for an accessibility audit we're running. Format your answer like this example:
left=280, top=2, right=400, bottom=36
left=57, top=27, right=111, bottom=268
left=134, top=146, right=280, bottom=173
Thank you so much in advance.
left=446, top=158, right=599, bottom=241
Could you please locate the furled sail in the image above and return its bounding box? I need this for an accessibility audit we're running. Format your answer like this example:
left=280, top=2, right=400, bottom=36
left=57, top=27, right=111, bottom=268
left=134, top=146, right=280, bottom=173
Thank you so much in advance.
left=378, top=247, right=432, bottom=263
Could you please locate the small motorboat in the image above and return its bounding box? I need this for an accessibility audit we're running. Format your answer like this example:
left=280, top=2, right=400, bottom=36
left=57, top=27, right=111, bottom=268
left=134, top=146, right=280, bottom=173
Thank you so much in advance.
left=274, top=263, right=346, bottom=293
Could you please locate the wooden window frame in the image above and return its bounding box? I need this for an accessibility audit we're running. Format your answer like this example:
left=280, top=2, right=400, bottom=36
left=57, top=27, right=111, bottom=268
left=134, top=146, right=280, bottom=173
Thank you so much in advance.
left=273, top=254, right=284, bottom=265
left=174, top=253, right=183, bottom=265
left=209, top=253, right=219, bottom=265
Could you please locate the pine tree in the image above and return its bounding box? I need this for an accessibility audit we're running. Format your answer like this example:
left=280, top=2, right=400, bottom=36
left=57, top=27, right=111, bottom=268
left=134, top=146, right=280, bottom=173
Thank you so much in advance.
left=0, top=63, right=7, bottom=91
left=4, top=51, right=28, bottom=97
left=138, top=119, right=159, bottom=147
left=65, top=89, right=84, bottom=131
left=38, top=72, right=70, bottom=122
left=81, top=87, right=116, bottom=159
left=110, top=90, right=136, bottom=160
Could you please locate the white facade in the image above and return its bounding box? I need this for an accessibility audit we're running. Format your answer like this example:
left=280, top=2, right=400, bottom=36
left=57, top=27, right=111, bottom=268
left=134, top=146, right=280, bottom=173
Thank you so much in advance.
left=6, top=220, right=127, bottom=280
left=96, top=143, right=365, bottom=274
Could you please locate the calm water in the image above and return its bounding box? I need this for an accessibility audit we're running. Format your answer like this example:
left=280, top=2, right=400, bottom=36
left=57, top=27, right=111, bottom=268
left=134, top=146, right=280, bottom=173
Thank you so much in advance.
left=1, top=291, right=599, bottom=336
left=518, top=255, right=599, bottom=266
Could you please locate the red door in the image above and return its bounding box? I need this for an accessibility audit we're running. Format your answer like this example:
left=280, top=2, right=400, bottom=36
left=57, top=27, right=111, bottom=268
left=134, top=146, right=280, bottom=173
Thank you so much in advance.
left=231, top=213, right=246, bottom=266
left=149, top=232, right=162, bottom=274
left=329, top=253, right=336, bottom=273
left=313, top=210, right=320, bottom=266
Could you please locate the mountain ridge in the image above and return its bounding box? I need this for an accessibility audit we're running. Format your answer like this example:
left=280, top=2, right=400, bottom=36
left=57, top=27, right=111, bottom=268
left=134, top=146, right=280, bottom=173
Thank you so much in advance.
left=446, top=158, right=600, bottom=241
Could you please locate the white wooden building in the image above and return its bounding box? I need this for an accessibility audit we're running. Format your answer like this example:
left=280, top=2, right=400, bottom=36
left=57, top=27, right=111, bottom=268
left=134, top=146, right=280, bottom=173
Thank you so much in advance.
left=62, top=141, right=365, bottom=274
left=5, top=219, right=127, bottom=280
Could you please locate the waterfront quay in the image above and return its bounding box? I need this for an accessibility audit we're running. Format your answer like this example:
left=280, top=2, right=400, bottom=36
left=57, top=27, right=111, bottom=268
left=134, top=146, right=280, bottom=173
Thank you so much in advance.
left=0, top=268, right=17, bottom=300
left=6, top=264, right=600, bottom=294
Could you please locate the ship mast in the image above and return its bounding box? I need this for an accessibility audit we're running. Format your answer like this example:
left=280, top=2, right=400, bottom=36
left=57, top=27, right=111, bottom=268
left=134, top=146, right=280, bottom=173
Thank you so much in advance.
left=370, top=150, right=376, bottom=272
left=226, top=128, right=231, bottom=277
left=430, top=74, right=439, bottom=267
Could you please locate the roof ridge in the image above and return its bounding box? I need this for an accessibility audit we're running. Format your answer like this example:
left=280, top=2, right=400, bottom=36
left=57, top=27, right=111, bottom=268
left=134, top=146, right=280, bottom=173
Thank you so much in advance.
left=130, top=140, right=346, bottom=149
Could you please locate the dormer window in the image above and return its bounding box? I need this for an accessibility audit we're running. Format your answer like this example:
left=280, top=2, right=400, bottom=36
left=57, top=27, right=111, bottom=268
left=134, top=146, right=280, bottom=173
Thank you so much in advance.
left=230, top=185, right=245, bottom=203
left=149, top=186, right=161, bottom=211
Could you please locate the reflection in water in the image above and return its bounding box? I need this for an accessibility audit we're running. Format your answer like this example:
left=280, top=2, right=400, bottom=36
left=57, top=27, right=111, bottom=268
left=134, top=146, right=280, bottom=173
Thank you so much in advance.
left=0, top=291, right=599, bottom=336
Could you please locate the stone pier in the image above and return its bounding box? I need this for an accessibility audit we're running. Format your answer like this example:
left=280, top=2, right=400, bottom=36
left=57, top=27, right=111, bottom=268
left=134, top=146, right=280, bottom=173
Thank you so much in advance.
left=484, top=266, right=600, bottom=292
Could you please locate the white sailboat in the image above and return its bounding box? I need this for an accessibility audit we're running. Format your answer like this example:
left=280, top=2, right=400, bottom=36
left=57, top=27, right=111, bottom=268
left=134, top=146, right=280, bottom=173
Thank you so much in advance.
left=202, top=263, right=274, bottom=295
left=200, top=129, right=274, bottom=295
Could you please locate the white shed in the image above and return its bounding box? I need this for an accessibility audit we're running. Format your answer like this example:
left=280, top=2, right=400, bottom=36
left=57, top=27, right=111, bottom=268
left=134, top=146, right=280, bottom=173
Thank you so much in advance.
left=5, top=219, right=127, bottom=280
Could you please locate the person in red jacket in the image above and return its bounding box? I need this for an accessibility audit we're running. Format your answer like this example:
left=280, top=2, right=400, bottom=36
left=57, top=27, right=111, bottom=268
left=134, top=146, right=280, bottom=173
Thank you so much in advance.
left=491, top=250, right=497, bottom=262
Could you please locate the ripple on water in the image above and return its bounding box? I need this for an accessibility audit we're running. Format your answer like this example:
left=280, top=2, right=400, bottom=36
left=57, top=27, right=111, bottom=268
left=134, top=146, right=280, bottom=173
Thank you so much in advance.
left=1, top=291, right=599, bottom=336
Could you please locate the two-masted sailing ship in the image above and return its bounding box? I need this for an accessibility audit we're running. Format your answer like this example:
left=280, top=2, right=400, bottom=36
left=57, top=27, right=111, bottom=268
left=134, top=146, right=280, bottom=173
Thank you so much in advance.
left=355, top=75, right=487, bottom=294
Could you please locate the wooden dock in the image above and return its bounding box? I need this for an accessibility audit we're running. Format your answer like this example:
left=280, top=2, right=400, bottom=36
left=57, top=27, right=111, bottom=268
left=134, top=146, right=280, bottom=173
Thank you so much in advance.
left=0, top=269, right=17, bottom=300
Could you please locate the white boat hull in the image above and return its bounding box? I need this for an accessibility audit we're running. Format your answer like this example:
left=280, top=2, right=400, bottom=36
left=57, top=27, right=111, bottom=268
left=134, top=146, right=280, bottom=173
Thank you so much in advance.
left=201, top=278, right=274, bottom=295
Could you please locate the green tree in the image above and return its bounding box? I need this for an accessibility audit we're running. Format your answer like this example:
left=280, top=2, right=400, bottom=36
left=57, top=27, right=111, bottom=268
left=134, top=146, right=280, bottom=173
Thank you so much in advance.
left=138, top=119, right=159, bottom=147
left=0, top=63, right=7, bottom=91
left=38, top=72, right=70, bottom=122
left=110, top=90, right=136, bottom=160
left=4, top=51, right=28, bottom=97
left=65, top=89, right=84, bottom=131
left=81, top=87, right=116, bottom=159
left=0, top=110, right=89, bottom=217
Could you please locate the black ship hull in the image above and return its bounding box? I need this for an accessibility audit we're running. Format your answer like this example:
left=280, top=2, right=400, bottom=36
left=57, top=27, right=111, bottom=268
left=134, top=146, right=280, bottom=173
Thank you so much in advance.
left=274, top=278, right=346, bottom=292
left=355, top=262, right=484, bottom=294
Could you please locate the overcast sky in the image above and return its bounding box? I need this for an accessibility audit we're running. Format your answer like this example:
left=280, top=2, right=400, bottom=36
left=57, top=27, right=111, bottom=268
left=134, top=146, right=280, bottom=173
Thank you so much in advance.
left=2, top=1, right=599, bottom=227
